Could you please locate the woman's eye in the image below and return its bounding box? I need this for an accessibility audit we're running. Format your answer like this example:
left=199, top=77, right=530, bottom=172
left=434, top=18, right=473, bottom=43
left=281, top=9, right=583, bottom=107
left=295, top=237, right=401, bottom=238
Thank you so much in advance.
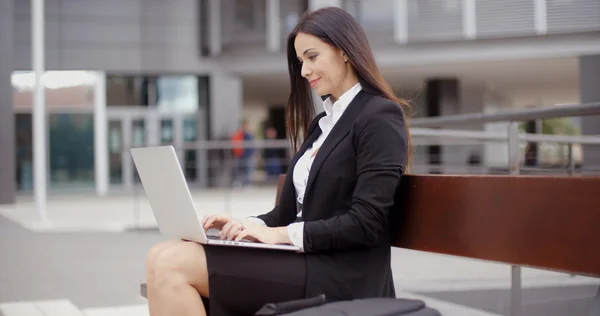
left=308, top=55, right=317, bottom=61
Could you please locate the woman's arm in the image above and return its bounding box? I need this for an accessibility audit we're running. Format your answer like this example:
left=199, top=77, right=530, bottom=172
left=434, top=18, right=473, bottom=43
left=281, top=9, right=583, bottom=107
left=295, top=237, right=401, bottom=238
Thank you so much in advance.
left=302, top=102, right=408, bottom=253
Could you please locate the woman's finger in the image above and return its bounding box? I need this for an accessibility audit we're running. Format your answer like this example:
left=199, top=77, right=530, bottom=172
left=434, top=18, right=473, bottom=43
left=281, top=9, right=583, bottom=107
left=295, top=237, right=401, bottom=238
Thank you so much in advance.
left=220, top=220, right=237, bottom=239
left=202, top=216, right=214, bottom=230
left=225, top=223, right=242, bottom=240
left=206, top=215, right=232, bottom=230
left=203, top=215, right=223, bottom=230
left=234, top=229, right=249, bottom=242
left=235, top=227, right=259, bottom=242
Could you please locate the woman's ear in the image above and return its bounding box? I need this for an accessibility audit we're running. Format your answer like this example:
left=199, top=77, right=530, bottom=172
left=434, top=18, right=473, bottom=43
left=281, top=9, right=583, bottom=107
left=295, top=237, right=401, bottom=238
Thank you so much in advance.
left=341, top=50, right=348, bottom=63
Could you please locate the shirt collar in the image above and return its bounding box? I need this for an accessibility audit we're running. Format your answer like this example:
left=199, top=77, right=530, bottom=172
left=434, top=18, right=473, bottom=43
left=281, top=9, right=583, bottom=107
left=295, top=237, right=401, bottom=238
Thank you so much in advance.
left=322, top=82, right=362, bottom=117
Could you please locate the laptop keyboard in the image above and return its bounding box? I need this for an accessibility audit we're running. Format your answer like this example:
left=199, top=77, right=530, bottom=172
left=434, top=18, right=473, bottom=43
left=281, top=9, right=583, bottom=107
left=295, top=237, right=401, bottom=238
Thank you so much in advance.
left=207, top=234, right=257, bottom=243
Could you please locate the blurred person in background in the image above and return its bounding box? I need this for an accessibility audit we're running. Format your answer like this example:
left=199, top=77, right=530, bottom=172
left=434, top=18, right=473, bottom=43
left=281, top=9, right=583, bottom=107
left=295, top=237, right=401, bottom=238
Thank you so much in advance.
left=231, top=120, right=256, bottom=187
left=263, top=126, right=283, bottom=180
left=144, top=7, right=412, bottom=316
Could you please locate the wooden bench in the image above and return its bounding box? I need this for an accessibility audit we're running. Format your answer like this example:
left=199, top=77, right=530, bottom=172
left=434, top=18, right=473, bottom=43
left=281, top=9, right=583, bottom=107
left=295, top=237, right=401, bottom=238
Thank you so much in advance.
left=141, top=174, right=600, bottom=315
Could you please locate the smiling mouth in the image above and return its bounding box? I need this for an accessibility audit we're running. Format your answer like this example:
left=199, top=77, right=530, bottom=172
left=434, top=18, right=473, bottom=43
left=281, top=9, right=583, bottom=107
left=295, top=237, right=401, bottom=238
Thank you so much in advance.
left=309, top=78, right=320, bottom=87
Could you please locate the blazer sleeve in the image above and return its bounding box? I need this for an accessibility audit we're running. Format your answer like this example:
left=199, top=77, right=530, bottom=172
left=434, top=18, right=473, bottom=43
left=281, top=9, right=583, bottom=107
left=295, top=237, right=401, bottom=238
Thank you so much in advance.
left=256, top=111, right=326, bottom=227
left=255, top=205, right=280, bottom=227
left=303, top=102, right=408, bottom=253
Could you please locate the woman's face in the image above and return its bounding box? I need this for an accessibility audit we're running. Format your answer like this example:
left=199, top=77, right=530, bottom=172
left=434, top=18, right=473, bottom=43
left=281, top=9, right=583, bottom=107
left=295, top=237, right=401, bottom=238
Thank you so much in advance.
left=294, top=32, right=350, bottom=99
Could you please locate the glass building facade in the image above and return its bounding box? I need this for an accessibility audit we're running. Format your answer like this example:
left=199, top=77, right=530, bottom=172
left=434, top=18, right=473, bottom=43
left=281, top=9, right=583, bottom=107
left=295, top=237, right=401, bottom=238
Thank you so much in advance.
left=12, top=71, right=210, bottom=193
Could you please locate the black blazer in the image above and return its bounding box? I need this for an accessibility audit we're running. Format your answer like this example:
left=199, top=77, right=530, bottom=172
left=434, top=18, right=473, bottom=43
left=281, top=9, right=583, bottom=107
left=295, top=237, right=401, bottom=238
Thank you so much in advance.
left=257, top=90, right=409, bottom=301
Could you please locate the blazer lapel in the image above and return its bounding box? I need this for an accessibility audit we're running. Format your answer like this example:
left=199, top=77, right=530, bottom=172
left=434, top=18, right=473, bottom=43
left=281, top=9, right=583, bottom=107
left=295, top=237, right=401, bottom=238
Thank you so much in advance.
left=278, top=113, right=325, bottom=215
left=303, top=90, right=371, bottom=202
left=294, top=113, right=326, bottom=163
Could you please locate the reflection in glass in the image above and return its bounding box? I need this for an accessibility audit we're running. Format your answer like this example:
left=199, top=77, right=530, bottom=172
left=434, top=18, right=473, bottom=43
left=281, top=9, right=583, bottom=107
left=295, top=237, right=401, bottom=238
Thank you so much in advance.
left=108, top=121, right=123, bottom=184
left=184, top=119, right=197, bottom=142
left=12, top=71, right=95, bottom=109
left=106, top=75, right=146, bottom=106
left=132, top=120, right=146, bottom=183
left=156, top=76, right=199, bottom=113
left=15, top=114, right=33, bottom=191
left=132, top=120, right=146, bottom=148
left=49, top=113, right=95, bottom=190
left=161, top=119, right=174, bottom=144
left=183, top=119, right=198, bottom=181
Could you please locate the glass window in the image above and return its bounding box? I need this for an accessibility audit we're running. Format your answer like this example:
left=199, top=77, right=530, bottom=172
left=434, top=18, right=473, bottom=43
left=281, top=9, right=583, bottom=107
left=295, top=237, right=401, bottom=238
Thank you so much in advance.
left=12, top=71, right=95, bottom=109
left=48, top=113, right=95, bottom=190
left=108, top=120, right=123, bottom=184
left=161, top=119, right=174, bottom=144
left=15, top=114, right=33, bottom=191
left=156, top=75, right=199, bottom=113
left=132, top=120, right=146, bottom=148
left=106, top=75, right=147, bottom=107
left=234, top=0, right=266, bottom=32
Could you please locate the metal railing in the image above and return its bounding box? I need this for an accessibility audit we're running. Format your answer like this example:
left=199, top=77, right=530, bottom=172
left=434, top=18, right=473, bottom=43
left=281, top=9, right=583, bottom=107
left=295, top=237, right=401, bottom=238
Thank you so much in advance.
left=408, top=101, right=600, bottom=316
left=410, top=102, right=600, bottom=127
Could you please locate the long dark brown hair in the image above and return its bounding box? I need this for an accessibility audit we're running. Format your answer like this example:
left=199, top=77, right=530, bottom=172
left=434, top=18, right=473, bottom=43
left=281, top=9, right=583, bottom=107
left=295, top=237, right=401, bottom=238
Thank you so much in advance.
left=285, top=6, right=412, bottom=170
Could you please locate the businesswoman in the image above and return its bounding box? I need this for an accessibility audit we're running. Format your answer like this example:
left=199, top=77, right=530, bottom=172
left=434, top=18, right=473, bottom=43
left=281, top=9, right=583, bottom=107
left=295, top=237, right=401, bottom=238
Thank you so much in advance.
left=144, top=6, right=412, bottom=316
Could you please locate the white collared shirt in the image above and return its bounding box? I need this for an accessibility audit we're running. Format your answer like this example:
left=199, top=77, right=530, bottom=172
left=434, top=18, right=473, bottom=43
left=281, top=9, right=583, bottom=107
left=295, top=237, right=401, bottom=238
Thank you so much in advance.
left=248, top=82, right=363, bottom=252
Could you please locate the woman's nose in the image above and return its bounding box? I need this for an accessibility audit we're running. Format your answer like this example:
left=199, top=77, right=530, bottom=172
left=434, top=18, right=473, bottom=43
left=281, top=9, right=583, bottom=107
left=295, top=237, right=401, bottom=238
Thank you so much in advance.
left=301, top=62, right=311, bottom=78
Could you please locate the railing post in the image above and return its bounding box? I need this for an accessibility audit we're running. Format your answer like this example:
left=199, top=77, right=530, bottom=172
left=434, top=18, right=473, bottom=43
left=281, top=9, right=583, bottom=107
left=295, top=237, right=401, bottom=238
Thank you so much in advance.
left=568, top=143, right=576, bottom=176
left=507, top=121, right=522, bottom=316
left=224, top=148, right=233, bottom=216
left=508, top=122, right=521, bottom=176
left=589, top=285, right=600, bottom=316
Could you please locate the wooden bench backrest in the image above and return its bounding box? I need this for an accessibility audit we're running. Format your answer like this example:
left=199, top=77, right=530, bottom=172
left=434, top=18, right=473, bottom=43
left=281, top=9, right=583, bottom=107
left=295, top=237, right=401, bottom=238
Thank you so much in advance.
left=275, top=174, right=600, bottom=277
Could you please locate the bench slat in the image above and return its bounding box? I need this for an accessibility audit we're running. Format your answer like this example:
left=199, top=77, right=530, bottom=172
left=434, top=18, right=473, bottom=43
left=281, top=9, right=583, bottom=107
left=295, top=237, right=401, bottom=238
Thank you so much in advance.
left=392, top=174, right=600, bottom=277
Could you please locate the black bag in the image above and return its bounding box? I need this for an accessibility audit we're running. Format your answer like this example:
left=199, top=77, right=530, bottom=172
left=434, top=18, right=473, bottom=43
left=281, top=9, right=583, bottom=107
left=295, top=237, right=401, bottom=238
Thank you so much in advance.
left=255, top=296, right=441, bottom=316
left=254, top=295, right=327, bottom=315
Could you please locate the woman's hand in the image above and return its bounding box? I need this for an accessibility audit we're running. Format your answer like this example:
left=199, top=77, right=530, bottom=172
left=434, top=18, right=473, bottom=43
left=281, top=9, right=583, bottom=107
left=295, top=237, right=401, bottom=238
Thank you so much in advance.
left=201, top=214, right=234, bottom=231
left=201, top=214, right=260, bottom=240
left=235, top=226, right=291, bottom=245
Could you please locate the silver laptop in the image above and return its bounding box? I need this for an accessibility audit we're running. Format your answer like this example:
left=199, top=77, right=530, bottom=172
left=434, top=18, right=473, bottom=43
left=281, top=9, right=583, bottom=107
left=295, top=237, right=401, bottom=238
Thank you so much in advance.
left=130, top=145, right=300, bottom=252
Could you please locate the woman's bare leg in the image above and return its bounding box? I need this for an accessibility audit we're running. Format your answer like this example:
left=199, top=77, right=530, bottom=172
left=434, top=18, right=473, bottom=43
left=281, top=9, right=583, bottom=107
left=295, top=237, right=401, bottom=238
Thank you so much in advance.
left=146, top=240, right=180, bottom=315
left=146, top=240, right=210, bottom=316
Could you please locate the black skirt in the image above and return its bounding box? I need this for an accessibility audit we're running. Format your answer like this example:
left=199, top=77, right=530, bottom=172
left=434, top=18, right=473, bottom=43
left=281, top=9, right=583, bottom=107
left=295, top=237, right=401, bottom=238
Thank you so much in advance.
left=203, top=244, right=307, bottom=316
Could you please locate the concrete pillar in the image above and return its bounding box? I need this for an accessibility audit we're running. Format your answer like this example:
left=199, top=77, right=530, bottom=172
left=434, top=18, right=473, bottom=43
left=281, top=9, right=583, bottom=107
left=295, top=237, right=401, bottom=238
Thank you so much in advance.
left=209, top=72, right=243, bottom=140
left=456, top=85, right=487, bottom=174
left=0, top=0, right=16, bottom=204
left=425, top=78, right=460, bottom=174
left=393, top=0, right=408, bottom=44
left=208, top=0, right=222, bottom=56
left=196, top=76, right=210, bottom=188
left=94, top=72, right=108, bottom=196
left=309, top=0, right=341, bottom=10
left=207, top=72, right=242, bottom=187
left=267, top=0, right=281, bottom=52
left=579, top=55, right=600, bottom=170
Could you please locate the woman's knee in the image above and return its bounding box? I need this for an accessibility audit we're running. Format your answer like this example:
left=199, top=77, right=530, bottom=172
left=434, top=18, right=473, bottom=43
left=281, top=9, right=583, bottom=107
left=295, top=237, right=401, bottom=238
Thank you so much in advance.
left=152, top=242, right=208, bottom=286
left=146, top=240, right=180, bottom=273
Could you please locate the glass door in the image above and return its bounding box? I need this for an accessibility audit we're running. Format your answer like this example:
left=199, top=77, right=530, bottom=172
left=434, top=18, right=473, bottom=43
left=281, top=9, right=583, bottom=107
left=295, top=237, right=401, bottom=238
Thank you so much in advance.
left=107, top=109, right=147, bottom=191
left=108, top=120, right=123, bottom=185
left=14, top=107, right=96, bottom=193
left=15, top=113, right=33, bottom=191
left=106, top=109, right=205, bottom=192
